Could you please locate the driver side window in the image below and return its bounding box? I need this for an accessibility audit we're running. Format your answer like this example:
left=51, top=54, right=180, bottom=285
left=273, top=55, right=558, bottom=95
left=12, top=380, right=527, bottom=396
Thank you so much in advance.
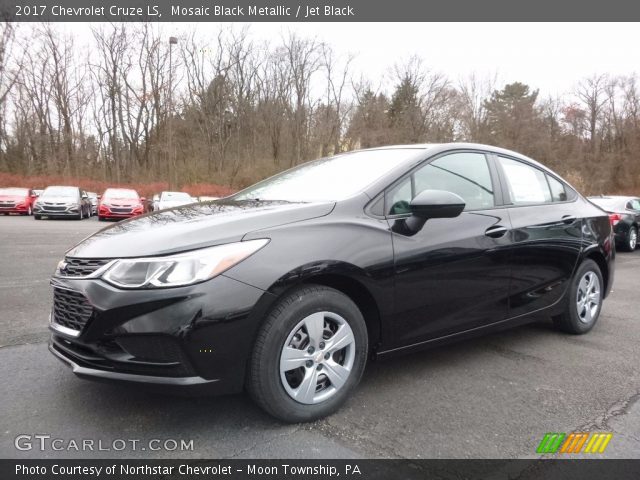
left=385, top=152, right=495, bottom=216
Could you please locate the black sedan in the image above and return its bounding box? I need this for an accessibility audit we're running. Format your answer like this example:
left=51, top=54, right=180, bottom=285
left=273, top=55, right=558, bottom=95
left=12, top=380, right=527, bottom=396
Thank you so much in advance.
left=48, top=144, right=614, bottom=422
left=588, top=195, right=640, bottom=252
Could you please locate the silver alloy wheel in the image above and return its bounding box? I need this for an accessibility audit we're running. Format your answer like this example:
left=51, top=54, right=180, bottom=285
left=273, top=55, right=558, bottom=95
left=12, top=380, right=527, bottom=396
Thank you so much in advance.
left=279, top=311, right=356, bottom=405
left=576, top=271, right=601, bottom=324
left=629, top=228, right=637, bottom=250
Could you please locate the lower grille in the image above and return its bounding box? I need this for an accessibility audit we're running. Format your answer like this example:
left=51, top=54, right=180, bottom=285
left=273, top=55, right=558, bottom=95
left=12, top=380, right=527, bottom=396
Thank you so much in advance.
left=110, top=207, right=132, bottom=214
left=43, top=206, right=67, bottom=212
left=0, top=202, right=16, bottom=208
left=52, top=288, right=93, bottom=332
left=60, top=257, right=111, bottom=277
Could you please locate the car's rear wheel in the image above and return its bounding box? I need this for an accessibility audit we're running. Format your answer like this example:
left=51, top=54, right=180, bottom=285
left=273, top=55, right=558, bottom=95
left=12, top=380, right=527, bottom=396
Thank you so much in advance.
left=622, top=226, right=637, bottom=252
left=247, top=284, right=368, bottom=423
left=553, top=259, right=603, bottom=334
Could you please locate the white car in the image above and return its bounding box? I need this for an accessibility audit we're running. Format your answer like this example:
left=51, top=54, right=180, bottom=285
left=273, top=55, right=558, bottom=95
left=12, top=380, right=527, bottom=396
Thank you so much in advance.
left=156, top=191, right=195, bottom=210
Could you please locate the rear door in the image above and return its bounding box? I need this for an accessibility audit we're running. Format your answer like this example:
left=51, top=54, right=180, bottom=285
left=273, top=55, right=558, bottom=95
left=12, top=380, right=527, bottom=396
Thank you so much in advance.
left=388, top=150, right=513, bottom=347
left=495, top=155, right=583, bottom=317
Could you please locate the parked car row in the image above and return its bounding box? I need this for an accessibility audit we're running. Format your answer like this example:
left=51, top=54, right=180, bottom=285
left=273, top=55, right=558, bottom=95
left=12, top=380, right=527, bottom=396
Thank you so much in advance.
left=588, top=195, right=640, bottom=252
left=1, top=185, right=208, bottom=221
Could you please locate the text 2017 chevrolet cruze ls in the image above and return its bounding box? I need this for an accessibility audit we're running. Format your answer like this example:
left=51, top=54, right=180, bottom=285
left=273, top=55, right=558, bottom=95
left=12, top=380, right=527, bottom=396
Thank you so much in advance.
left=49, top=144, right=614, bottom=422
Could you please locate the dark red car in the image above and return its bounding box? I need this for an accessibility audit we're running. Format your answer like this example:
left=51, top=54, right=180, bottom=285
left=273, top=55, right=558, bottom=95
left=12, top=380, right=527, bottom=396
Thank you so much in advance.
left=0, top=187, right=36, bottom=215
left=98, top=188, right=145, bottom=221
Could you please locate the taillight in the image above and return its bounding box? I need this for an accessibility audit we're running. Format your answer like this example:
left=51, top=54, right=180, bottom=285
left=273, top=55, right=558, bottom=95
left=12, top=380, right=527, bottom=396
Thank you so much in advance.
left=609, top=213, right=622, bottom=226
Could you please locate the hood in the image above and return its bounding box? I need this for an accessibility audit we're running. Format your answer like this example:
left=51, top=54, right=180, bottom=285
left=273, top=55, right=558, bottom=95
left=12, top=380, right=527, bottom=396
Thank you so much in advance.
left=66, top=199, right=334, bottom=258
left=0, top=195, right=27, bottom=201
left=102, top=198, right=140, bottom=205
left=38, top=196, right=78, bottom=203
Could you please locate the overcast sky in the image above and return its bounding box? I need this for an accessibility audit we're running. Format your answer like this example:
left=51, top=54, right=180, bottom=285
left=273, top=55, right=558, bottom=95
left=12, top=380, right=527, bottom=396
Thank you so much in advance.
left=60, top=22, right=639, bottom=97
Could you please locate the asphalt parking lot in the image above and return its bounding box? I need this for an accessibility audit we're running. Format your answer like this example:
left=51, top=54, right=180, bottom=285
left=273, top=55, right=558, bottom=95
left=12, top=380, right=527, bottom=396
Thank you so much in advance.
left=1, top=215, right=639, bottom=459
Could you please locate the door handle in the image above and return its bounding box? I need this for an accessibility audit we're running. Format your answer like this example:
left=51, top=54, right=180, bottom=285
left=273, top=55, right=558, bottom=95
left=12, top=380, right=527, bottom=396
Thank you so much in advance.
left=561, top=215, right=576, bottom=224
left=485, top=225, right=508, bottom=238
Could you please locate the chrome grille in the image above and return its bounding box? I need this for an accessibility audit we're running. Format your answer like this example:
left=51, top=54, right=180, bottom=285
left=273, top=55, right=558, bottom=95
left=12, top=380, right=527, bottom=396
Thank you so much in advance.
left=60, top=257, right=111, bottom=277
left=110, top=207, right=132, bottom=214
left=0, top=202, right=15, bottom=208
left=52, top=288, right=93, bottom=333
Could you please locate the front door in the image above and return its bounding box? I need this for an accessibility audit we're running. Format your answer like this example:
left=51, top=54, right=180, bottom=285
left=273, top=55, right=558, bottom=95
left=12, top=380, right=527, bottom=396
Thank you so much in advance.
left=388, top=151, right=513, bottom=348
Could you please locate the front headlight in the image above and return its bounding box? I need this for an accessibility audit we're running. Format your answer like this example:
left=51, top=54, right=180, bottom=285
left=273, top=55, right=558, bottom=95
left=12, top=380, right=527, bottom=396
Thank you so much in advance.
left=101, top=239, right=269, bottom=289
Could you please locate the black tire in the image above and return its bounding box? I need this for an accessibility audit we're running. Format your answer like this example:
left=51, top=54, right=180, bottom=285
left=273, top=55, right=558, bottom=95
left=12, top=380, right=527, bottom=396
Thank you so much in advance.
left=98, top=216, right=105, bottom=222
left=553, top=259, right=604, bottom=334
left=247, top=284, right=368, bottom=423
left=34, top=215, right=41, bottom=220
left=621, top=226, right=637, bottom=252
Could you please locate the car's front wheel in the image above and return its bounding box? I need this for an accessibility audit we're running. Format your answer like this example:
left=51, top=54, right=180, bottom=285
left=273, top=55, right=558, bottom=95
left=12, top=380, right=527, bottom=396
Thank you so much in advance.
left=247, top=284, right=368, bottom=423
left=553, top=259, right=603, bottom=334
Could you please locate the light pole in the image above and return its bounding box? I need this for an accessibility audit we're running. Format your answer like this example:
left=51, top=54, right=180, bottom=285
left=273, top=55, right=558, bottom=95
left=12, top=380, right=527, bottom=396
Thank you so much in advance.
left=168, top=36, right=178, bottom=189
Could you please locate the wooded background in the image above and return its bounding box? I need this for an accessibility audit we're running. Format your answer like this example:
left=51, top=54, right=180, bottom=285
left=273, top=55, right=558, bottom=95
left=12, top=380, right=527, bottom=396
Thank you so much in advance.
left=0, top=23, right=639, bottom=195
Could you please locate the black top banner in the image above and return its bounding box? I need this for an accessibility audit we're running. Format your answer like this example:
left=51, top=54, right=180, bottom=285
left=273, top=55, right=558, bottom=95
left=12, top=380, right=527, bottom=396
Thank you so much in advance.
left=2, top=0, right=640, bottom=22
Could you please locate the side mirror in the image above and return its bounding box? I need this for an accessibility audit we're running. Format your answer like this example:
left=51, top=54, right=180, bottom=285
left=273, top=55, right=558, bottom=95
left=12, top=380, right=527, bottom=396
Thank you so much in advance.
left=410, top=190, right=465, bottom=219
left=97, top=195, right=102, bottom=200
left=393, top=190, right=465, bottom=236
left=140, top=197, right=146, bottom=202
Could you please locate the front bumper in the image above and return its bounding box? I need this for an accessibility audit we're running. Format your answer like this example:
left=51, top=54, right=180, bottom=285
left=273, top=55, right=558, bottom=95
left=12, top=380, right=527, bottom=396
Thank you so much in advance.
left=49, top=341, right=220, bottom=393
left=49, top=273, right=276, bottom=394
left=99, top=205, right=144, bottom=219
left=34, top=205, right=80, bottom=216
left=0, top=204, right=29, bottom=214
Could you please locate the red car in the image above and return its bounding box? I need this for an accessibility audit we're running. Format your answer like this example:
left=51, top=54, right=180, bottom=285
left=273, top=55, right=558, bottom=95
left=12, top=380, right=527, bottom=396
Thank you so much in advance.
left=0, top=187, right=37, bottom=215
left=98, top=188, right=145, bottom=221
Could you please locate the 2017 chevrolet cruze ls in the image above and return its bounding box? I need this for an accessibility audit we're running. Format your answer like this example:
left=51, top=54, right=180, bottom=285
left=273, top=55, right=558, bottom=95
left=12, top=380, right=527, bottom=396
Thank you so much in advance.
left=49, top=143, right=614, bottom=422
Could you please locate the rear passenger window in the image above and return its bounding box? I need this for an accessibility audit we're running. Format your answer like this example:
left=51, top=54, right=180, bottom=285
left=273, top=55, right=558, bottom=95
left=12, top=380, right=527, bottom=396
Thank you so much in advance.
left=547, top=175, right=567, bottom=202
left=628, top=199, right=640, bottom=211
left=498, top=157, right=551, bottom=205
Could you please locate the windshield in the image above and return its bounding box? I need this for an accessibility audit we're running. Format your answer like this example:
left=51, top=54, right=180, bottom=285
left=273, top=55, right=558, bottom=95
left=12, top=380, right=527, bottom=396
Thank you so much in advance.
left=104, top=188, right=138, bottom=199
left=233, top=149, right=423, bottom=202
left=589, top=197, right=626, bottom=211
left=161, top=192, right=191, bottom=201
left=41, top=187, right=78, bottom=198
left=0, top=188, right=28, bottom=196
